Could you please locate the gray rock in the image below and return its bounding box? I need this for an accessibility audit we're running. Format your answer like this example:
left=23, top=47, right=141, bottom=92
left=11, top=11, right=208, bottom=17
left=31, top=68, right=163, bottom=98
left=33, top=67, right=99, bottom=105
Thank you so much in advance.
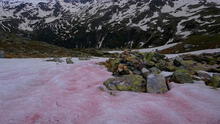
left=149, top=67, right=161, bottom=74
left=66, top=58, right=74, bottom=64
left=141, top=68, right=150, bottom=77
left=173, top=57, right=183, bottom=67
left=172, top=69, right=193, bottom=83
left=0, top=50, right=5, bottom=58
left=147, top=74, right=169, bottom=94
left=197, top=71, right=211, bottom=80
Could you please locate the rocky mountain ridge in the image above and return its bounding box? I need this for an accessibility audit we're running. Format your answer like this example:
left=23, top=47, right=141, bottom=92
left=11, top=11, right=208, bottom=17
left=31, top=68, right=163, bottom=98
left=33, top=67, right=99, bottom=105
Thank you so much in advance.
left=0, top=0, right=220, bottom=48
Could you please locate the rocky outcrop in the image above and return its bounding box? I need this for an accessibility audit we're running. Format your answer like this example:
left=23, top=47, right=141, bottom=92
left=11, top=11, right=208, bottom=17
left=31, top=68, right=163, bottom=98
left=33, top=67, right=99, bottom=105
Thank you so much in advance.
left=102, top=51, right=220, bottom=93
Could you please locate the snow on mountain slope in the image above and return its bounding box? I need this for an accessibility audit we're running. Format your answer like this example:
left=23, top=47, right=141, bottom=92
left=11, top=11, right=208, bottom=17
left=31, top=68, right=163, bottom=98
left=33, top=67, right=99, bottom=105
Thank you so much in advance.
left=0, top=0, right=220, bottom=48
left=0, top=58, right=220, bottom=124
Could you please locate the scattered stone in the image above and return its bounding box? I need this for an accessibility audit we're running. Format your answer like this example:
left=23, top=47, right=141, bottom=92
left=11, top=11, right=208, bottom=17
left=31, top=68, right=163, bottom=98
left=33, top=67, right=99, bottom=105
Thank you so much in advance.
left=0, top=50, right=5, bottom=58
left=46, top=58, right=64, bottom=63
left=171, top=69, right=193, bottom=83
left=147, top=74, right=169, bottom=94
left=66, top=58, right=74, bottom=64
left=103, top=75, right=146, bottom=92
left=97, top=85, right=107, bottom=91
left=196, top=71, right=211, bottom=80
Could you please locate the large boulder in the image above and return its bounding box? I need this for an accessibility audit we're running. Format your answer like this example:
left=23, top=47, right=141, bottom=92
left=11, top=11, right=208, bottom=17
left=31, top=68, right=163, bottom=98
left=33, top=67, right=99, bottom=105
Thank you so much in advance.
left=171, top=69, right=193, bottom=83
left=147, top=74, right=169, bottom=94
left=103, top=75, right=146, bottom=92
left=0, top=50, right=5, bottom=58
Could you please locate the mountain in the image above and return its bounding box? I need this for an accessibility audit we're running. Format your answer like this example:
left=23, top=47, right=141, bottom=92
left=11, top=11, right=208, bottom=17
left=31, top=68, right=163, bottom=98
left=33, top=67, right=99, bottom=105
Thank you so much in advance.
left=0, top=0, right=220, bottom=49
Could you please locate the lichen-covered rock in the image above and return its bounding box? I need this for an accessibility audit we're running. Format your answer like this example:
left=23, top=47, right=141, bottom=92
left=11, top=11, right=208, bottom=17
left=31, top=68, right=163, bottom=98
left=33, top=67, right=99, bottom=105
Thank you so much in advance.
left=103, top=75, right=146, bottom=92
left=117, top=64, right=131, bottom=75
left=166, top=62, right=177, bottom=72
left=208, top=75, right=220, bottom=88
left=171, top=69, right=193, bottom=83
left=66, top=58, right=74, bottom=64
left=147, top=74, right=169, bottom=94
left=105, top=58, right=121, bottom=73
left=143, top=52, right=165, bottom=63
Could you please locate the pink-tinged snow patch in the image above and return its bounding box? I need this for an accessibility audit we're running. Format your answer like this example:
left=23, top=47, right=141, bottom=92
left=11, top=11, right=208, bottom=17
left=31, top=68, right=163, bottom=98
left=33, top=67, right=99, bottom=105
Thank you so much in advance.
left=0, top=58, right=220, bottom=124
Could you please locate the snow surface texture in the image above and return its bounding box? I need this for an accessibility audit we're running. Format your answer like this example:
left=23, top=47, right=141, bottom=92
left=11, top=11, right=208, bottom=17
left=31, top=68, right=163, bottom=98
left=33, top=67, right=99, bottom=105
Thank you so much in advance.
left=0, top=58, right=220, bottom=124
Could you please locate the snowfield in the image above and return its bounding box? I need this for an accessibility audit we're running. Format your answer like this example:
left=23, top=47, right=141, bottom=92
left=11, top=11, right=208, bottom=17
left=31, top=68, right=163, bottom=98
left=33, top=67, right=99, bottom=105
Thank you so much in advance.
left=0, top=58, right=220, bottom=124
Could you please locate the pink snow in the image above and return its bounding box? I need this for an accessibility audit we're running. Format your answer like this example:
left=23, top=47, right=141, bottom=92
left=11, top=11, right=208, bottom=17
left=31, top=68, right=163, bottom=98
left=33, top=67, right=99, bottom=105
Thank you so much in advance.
left=0, top=58, right=220, bottom=124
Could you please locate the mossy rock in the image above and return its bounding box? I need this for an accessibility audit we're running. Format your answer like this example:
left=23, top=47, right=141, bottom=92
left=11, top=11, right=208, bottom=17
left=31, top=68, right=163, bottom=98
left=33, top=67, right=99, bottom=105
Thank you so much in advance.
left=171, top=69, right=193, bottom=84
left=103, top=74, right=146, bottom=92
left=208, top=75, right=220, bottom=88
left=143, top=52, right=165, bottom=63
left=105, top=58, right=121, bottom=72
left=166, top=62, right=177, bottom=72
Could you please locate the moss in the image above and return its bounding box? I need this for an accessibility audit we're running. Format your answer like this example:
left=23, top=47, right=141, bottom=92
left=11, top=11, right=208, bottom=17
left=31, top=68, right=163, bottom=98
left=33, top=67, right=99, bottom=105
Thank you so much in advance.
left=172, top=69, right=193, bottom=84
left=103, top=74, right=146, bottom=92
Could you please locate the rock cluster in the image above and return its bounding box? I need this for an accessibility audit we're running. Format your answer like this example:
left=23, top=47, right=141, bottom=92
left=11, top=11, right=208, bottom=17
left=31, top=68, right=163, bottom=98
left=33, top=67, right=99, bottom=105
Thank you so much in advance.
left=102, top=51, right=220, bottom=93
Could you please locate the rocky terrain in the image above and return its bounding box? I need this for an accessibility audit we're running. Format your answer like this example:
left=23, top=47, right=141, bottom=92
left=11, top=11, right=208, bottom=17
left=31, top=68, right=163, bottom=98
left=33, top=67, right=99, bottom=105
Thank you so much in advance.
left=102, top=51, right=220, bottom=93
left=0, top=50, right=220, bottom=124
left=0, top=0, right=220, bottom=123
left=0, top=0, right=220, bottom=48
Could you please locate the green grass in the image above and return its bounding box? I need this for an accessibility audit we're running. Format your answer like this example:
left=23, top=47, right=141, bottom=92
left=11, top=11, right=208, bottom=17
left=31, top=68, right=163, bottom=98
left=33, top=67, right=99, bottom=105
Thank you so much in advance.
left=0, top=32, right=115, bottom=58
left=160, top=34, right=220, bottom=54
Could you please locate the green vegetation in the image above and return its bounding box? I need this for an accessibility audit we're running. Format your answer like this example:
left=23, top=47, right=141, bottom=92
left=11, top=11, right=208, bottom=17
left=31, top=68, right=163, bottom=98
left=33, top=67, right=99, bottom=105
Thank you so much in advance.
left=160, top=34, right=220, bottom=54
left=0, top=32, right=116, bottom=58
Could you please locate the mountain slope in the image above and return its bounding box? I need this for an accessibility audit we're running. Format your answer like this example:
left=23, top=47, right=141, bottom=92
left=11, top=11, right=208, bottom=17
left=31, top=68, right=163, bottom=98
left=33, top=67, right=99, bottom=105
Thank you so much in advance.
left=0, top=0, right=220, bottom=48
